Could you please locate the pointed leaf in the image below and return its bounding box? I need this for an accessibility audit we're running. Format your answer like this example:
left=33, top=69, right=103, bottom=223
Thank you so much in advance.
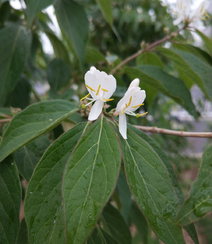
left=136, top=52, right=163, bottom=69
left=177, top=144, right=212, bottom=225
left=102, top=203, right=132, bottom=244
left=0, top=100, right=78, bottom=162
left=0, top=156, right=21, bottom=244
left=63, top=116, right=120, bottom=244
left=54, top=0, right=89, bottom=65
left=24, top=123, right=88, bottom=244
left=95, top=0, right=113, bottom=26
left=195, top=29, right=212, bottom=56
left=0, top=25, right=31, bottom=106
left=125, top=65, right=199, bottom=118
left=121, top=128, right=186, bottom=244
left=14, top=135, right=50, bottom=181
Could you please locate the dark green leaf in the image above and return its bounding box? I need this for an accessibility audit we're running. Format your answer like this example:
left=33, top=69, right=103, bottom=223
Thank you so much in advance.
left=177, top=144, right=212, bottom=225
left=121, top=128, right=186, bottom=244
left=54, top=0, right=89, bottom=65
left=27, top=0, right=54, bottom=26
left=87, top=227, right=119, bottom=244
left=47, top=58, right=71, bottom=91
left=195, top=29, right=212, bottom=56
left=24, top=123, right=88, bottom=244
left=102, top=203, right=132, bottom=244
left=16, top=219, right=28, bottom=244
left=125, top=65, right=199, bottom=118
left=63, top=116, right=120, bottom=244
left=136, top=52, right=163, bottom=69
left=14, top=135, right=50, bottom=181
left=0, top=100, right=78, bottom=162
left=0, top=156, right=21, bottom=244
left=156, top=47, right=212, bottom=100
left=0, top=25, right=31, bottom=106
left=95, top=0, right=113, bottom=26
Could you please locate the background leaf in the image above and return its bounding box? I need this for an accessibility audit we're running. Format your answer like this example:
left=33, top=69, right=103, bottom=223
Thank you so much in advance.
left=177, top=144, right=212, bottom=225
left=0, top=100, right=78, bottom=162
left=25, top=123, right=88, bottom=244
left=16, top=219, right=28, bottom=244
left=136, top=52, right=163, bottom=69
left=195, top=29, right=212, bottom=56
left=14, top=135, right=50, bottom=182
left=54, top=0, right=89, bottom=65
left=0, top=156, right=21, bottom=244
left=95, top=0, right=113, bottom=26
left=0, top=25, right=31, bottom=106
left=63, top=117, right=120, bottom=244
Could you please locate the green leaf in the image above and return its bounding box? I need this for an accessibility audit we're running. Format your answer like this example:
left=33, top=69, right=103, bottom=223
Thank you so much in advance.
left=63, top=116, right=120, bottom=244
left=0, top=25, right=31, bottom=106
left=85, top=46, right=108, bottom=65
left=121, top=128, right=186, bottom=244
left=156, top=47, right=212, bottom=100
left=125, top=65, right=199, bottom=118
left=195, top=29, right=212, bottom=56
left=16, top=219, right=28, bottom=244
left=0, top=100, right=78, bottom=162
left=128, top=125, right=199, bottom=244
left=177, top=144, right=212, bottom=225
left=14, top=135, right=50, bottom=182
left=87, top=227, right=119, bottom=244
left=95, top=0, right=113, bottom=26
left=26, top=0, right=54, bottom=26
left=54, top=0, right=89, bottom=65
left=47, top=58, right=71, bottom=91
left=102, top=203, right=132, bottom=244
left=0, top=156, right=21, bottom=244
left=24, top=123, right=88, bottom=244
left=136, top=52, right=164, bottom=69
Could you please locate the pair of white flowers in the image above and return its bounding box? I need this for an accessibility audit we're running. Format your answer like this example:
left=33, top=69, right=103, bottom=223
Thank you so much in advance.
left=81, top=66, right=147, bottom=139
left=173, top=0, right=209, bottom=28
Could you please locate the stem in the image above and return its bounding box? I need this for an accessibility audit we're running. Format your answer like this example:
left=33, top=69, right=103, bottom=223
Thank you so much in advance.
left=134, top=125, right=212, bottom=138
left=0, top=119, right=11, bottom=123
left=110, top=26, right=186, bottom=75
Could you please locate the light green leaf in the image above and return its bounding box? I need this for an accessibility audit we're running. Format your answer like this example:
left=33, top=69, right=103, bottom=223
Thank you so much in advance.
left=195, top=29, right=212, bottom=56
left=125, top=65, right=199, bottom=118
left=24, top=123, right=88, bottom=244
left=63, top=116, right=120, bottom=244
left=95, top=0, right=113, bottom=26
left=156, top=47, right=212, bottom=100
left=54, top=0, right=89, bottom=65
left=121, top=128, right=186, bottom=244
left=47, top=58, right=71, bottom=91
left=14, top=135, right=50, bottom=182
left=0, top=156, right=21, bottom=244
left=102, top=203, right=132, bottom=244
left=26, top=0, right=54, bottom=26
left=85, top=46, right=108, bottom=65
left=0, top=100, right=78, bottom=162
left=0, top=25, right=31, bottom=106
left=177, top=144, right=212, bottom=225
left=136, top=52, right=164, bottom=69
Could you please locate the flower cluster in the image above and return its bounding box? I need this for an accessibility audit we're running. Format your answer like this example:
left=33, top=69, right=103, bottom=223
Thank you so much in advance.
left=81, top=66, right=147, bottom=139
left=173, top=0, right=209, bottom=28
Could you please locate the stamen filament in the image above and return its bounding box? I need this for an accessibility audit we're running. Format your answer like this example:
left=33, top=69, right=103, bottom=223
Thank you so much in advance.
left=96, top=85, right=101, bottom=96
left=80, top=93, right=90, bottom=101
left=121, top=107, right=125, bottom=116
left=102, top=88, right=108, bottom=92
left=136, top=111, right=148, bottom=118
left=131, top=103, right=144, bottom=108
left=103, top=98, right=114, bottom=102
left=86, top=84, right=95, bottom=92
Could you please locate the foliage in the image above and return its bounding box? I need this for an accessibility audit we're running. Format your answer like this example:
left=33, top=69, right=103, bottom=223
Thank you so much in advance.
left=0, top=0, right=212, bottom=243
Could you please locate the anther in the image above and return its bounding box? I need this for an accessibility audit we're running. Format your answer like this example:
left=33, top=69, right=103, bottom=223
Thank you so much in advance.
left=126, top=96, right=132, bottom=108
left=136, top=111, right=148, bottom=118
left=131, top=103, right=144, bottom=108
left=103, top=98, right=114, bottom=102
left=80, top=93, right=90, bottom=101
left=86, top=85, right=95, bottom=92
left=96, top=85, right=101, bottom=95
left=121, top=107, right=125, bottom=116
left=102, top=88, right=108, bottom=92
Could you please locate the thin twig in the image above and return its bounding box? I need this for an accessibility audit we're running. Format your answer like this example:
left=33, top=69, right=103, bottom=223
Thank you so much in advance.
left=0, top=119, right=11, bottom=123
left=134, top=125, right=212, bottom=138
left=110, top=26, right=186, bottom=75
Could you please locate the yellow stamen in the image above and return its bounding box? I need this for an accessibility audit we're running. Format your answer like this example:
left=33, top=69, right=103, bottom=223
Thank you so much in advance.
left=136, top=111, right=148, bottom=118
left=96, top=85, right=101, bottom=96
left=205, top=12, right=210, bottom=19
left=126, top=96, right=132, bottom=108
left=121, top=107, right=125, bottom=116
left=131, top=103, right=144, bottom=108
left=200, top=17, right=206, bottom=21
left=103, top=98, right=114, bottom=102
left=200, top=5, right=204, bottom=14
left=80, top=93, right=90, bottom=101
left=102, top=88, right=108, bottom=92
left=86, top=84, right=95, bottom=92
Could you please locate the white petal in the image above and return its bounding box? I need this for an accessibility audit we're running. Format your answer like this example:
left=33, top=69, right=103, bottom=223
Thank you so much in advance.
left=126, top=90, right=146, bottom=113
left=100, top=74, right=117, bottom=99
left=84, top=71, right=98, bottom=99
left=88, top=100, right=104, bottom=121
left=173, top=16, right=183, bottom=25
left=129, top=78, right=140, bottom=89
left=119, top=113, right=127, bottom=139
left=90, top=66, right=97, bottom=73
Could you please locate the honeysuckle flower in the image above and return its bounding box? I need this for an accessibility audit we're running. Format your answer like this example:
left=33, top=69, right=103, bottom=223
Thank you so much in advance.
left=173, top=0, right=191, bottom=25
left=116, top=78, right=147, bottom=139
left=81, top=66, right=116, bottom=121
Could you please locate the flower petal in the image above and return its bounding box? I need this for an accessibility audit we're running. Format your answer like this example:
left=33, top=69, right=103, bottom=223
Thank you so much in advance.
left=88, top=100, right=104, bottom=121
left=100, top=74, right=117, bottom=100
left=119, top=113, right=127, bottom=139
left=129, top=78, right=140, bottom=89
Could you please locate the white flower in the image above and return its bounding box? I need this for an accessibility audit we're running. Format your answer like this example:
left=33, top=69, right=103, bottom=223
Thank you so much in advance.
left=116, top=78, right=147, bottom=139
left=81, top=66, right=116, bottom=121
left=173, top=0, right=191, bottom=25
